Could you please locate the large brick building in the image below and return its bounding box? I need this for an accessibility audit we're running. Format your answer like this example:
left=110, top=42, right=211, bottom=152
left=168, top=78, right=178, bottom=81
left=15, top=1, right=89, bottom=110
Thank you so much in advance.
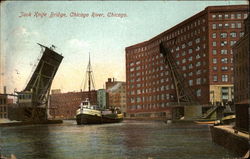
left=106, top=78, right=127, bottom=116
left=233, top=16, right=249, bottom=132
left=125, top=5, right=249, bottom=118
left=49, top=90, right=97, bottom=119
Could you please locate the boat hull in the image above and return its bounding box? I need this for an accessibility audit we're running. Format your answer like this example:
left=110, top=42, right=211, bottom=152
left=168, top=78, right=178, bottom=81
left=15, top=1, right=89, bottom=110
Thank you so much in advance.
left=102, top=115, right=123, bottom=123
left=76, top=113, right=123, bottom=125
left=76, top=114, right=102, bottom=125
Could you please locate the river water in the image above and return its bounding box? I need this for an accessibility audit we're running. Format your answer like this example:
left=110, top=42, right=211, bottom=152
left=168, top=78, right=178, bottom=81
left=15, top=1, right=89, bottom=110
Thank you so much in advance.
left=0, top=120, right=237, bottom=159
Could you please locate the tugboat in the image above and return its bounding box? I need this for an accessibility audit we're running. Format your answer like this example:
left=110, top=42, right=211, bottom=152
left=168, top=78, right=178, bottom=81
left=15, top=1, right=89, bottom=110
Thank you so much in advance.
left=76, top=98, right=102, bottom=124
left=76, top=98, right=123, bottom=125
left=76, top=54, right=123, bottom=125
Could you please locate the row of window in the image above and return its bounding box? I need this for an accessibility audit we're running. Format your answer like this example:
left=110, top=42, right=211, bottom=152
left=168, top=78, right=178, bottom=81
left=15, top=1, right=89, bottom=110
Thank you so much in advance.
left=211, top=13, right=248, bottom=20
left=212, top=23, right=242, bottom=29
left=212, top=66, right=233, bottom=71
left=212, top=49, right=233, bottom=55
left=212, top=57, right=233, bottom=64
left=212, top=40, right=237, bottom=47
left=212, top=31, right=244, bottom=39
left=213, top=75, right=231, bottom=82
left=128, top=88, right=202, bottom=104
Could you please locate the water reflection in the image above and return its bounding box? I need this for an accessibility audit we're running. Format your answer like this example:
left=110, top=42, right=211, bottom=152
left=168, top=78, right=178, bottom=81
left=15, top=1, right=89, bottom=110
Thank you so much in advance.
left=1, top=120, right=237, bottom=159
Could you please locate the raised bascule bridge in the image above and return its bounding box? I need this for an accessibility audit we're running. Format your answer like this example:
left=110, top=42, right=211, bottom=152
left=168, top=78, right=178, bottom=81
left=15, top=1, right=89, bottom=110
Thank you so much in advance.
left=160, top=42, right=220, bottom=120
left=8, top=43, right=63, bottom=122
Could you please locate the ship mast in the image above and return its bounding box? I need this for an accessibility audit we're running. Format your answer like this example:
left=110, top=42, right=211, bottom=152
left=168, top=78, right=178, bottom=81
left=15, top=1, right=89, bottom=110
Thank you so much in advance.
left=83, top=53, right=95, bottom=100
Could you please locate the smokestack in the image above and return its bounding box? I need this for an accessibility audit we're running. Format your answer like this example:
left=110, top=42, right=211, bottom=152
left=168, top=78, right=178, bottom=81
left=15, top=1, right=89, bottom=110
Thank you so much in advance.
left=113, top=78, right=115, bottom=82
left=108, top=78, right=111, bottom=82
left=3, top=86, right=6, bottom=94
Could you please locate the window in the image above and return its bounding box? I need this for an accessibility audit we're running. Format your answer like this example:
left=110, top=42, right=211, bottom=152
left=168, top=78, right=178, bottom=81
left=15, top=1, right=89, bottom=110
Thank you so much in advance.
left=181, top=51, right=186, bottom=56
left=213, top=66, right=217, bottom=71
left=182, top=44, right=186, bottom=49
left=218, top=14, right=222, bottom=19
left=196, top=78, right=201, bottom=85
left=237, top=13, right=241, bottom=19
left=230, top=41, right=236, bottom=46
left=231, top=23, right=235, bottom=28
left=213, top=58, right=217, bottom=64
left=188, top=49, right=193, bottom=54
left=176, top=53, right=180, bottom=58
left=196, top=46, right=200, bottom=51
left=212, top=24, right=216, bottom=29
left=212, top=33, right=216, bottom=38
left=196, top=89, right=201, bottom=97
left=224, top=23, right=229, bottom=28
left=182, top=66, right=186, bottom=71
left=213, top=75, right=218, bottom=82
left=240, top=32, right=244, bottom=37
left=196, top=69, right=201, bottom=75
left=244, top=13, right=248, bottom=19
left=195, top=38, right=200, bottom=43
left=218, top=24, right=222, bottom=28
left=188, top=72, right=193, bottom=76
left=237, top=23, right=241, bottom=28
left=220, top=33, right=227, bottom=38
left=196, top=54, right=201, bottom=59
left=231, top=14, right=235, bottom=19
left=196, top=61, right=201, bottom=67
left=222, top=75, right=228, bottom=82
left=221, top=66, right=228, bottom=71
left=188, top=64, right=193, bottom=69
left=212, top=14, right=216, bottom=19
left=230, top=32, right=237, bottom=38
left=225, top=14, right=229, bottom=19
left=221, top=41, right=227, bottom=46
left=189, top=80, right=193, bottom=86
left=221, top=58, right=228, bottom=63
left=212, top=42, right=217, bottom=46
left=188, top=56, right=193, bottom=61
left=212, top=50, right=217, bottom=55
left=221, top=49, right=227, bottom=54
left=188, top=41, right=193, bottom=46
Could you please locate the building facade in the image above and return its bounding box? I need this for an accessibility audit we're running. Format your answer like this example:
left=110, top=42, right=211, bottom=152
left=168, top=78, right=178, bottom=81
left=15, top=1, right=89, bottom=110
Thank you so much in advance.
left=49, top=90, right=97, bottom=119
left=97, top=89, right=108, bottom=109
left=0, top=94, right=8, bottom=119
left=126, top=5, right=249, bottom=118
left=106, top=78, right=127, bottom=116
left=233, top=16, right=249, bottom=132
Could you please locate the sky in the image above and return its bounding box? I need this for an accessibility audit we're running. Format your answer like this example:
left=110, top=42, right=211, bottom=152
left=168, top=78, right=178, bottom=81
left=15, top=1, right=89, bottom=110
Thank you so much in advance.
left=0, top=0, right=248, bottom=94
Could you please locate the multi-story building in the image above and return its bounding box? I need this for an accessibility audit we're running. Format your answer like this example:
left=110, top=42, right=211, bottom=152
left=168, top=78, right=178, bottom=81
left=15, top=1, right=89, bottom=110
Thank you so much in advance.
left=0, top=94, right=8, bottom=119
left=126, top=5, right=249, bottom=118
left=49, top=90, right=97, bottom=119
left=233, top=16, right=249, bottom=132
left=97, top=89, right=108, bottom=109
left=106, top=78, right=127, bottom=116
left=0, top=87, right=14, bottom=119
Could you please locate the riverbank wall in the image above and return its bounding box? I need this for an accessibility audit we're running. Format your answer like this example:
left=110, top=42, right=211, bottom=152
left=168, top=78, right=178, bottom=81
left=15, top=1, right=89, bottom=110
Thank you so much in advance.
left=0, top=119, right=63, bottom=127
left=210, top=125, right=249, bottom=158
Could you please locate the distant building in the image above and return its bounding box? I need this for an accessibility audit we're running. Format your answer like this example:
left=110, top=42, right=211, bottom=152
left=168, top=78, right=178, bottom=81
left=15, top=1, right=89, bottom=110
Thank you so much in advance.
left=0, top=94, right=8, bottom=119
left=233, top=15, right=250, bottom=132
left=49, top=90, right=97, bottom=119
left=97, top=89, right=108, bottom=109
left=125, top=5, right=249, bottom=118
left=51, top=89, right=61, bottom=95
left=106, top=78, right=127, bottom=116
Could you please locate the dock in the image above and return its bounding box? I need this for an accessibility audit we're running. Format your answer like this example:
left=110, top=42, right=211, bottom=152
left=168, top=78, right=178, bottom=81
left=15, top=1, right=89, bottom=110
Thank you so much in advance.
left=210, top=125, right=249, bottom=158
left=0, top=119, right=63, bottom=127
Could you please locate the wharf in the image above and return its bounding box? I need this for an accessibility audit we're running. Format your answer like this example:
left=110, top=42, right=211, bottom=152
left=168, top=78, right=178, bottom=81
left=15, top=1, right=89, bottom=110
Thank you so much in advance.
left=0, top=119, right=63, bottom=127
left=210, top=125, right=249, bottom=158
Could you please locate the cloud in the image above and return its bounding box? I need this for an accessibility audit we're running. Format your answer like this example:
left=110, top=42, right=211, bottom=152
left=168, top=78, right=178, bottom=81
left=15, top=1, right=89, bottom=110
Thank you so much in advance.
left=68, top=39, right=90, bottom=50
left=12, top=26, right=39, bottom=38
